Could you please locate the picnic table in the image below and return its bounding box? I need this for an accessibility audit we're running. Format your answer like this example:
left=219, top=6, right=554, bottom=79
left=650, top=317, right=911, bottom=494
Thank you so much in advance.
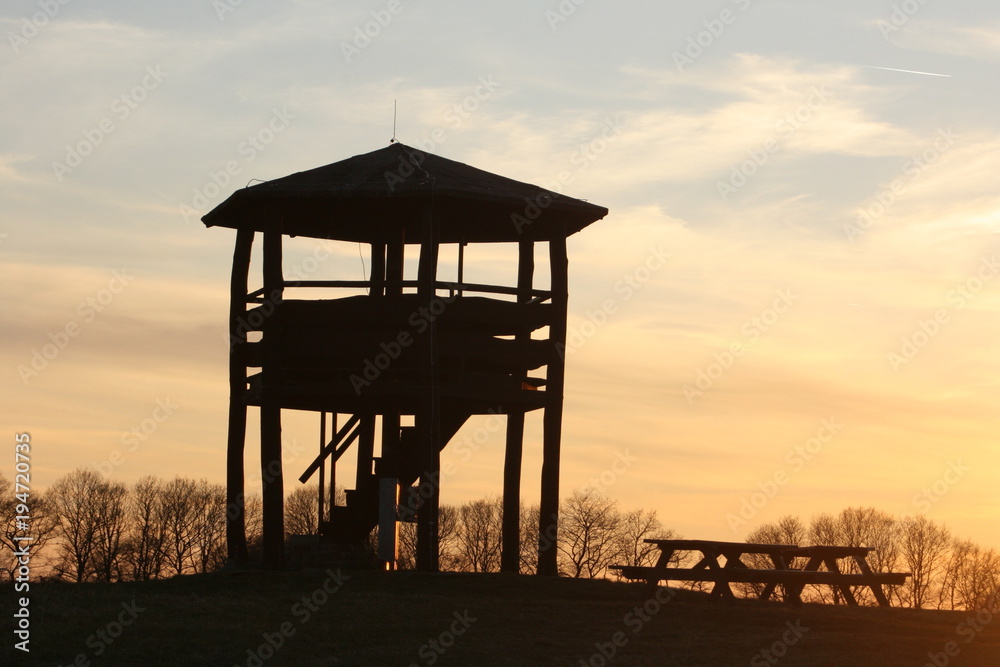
left=610, top=539, right=909, bottom=607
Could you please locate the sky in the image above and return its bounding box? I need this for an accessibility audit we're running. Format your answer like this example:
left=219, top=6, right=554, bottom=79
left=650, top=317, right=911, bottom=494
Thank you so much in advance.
left=3, top=0, right=999, bottom=551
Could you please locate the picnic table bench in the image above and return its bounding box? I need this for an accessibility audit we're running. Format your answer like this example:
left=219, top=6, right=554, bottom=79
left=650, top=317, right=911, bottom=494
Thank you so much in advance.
left=610, top=539, right=909, bottom=607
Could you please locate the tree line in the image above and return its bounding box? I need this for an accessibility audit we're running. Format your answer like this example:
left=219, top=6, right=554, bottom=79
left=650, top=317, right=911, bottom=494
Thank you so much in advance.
left=2, top=469, right=997, bottom=612
left=0, top=470, right=669, bottom=583
left=741, top=508, right=999, bottom=610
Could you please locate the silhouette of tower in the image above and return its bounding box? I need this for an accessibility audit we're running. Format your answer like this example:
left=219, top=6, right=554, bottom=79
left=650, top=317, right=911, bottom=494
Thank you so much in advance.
left=203, top=143, right=607, bottom=572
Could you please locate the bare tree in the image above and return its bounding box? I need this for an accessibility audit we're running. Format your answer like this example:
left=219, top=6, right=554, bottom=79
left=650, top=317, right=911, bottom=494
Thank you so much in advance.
left=92, top=478, right=130, bottom=582
left=0, top=474, right=59, bottom=580
left=159, top=477, right=201, bottom=576
left=123, top=476, right=167, bottom=581
left=456, top=497, right=502, bottom=572
left=285, top=484, right=328, bottom=536
left=192, top=480, right=227, bottom=573
left=49, top=469, right=106, bottom=581
left=950, top=541, right=1000, bottom=611
left=243, top=492, right=264, bottom=560
left=397, top=520, right=417, bottom=570
left=438, top=504, right=461, bottom=571
left=742, top=517, right=805, bottom=600
left=614, top=508, right=669, bottom=569
left=898, top=515, right=951, bottom=609
left=558, top=490, right=621, bottom=579
left=519, top=503, right=539, bottom=574
left=808, top=512, right=839, bottom=546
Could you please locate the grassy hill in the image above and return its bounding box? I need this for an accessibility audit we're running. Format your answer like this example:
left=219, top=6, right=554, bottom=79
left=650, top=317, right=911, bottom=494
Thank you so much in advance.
left=5, top=570, right=999, bottom=666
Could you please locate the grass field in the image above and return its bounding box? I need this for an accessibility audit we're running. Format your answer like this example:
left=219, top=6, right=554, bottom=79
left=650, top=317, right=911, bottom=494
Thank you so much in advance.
left=4, top=569, right=999, bottom=666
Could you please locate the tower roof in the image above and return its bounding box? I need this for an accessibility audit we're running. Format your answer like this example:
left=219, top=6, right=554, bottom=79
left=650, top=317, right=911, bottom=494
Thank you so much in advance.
left=201, top=143, right=608, bottom=243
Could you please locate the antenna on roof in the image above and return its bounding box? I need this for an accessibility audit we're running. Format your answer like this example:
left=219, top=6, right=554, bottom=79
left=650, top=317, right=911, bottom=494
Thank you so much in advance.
left=390, top=100, right=397, bottom=144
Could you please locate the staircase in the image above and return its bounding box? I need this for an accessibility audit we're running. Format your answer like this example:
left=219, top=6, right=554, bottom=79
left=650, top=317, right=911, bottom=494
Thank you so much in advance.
left=322, top=409, right=470, bottom=544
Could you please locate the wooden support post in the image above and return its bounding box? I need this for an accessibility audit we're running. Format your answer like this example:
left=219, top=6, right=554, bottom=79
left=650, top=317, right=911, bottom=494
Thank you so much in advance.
left=356, top=413, right=376, bottom=490
left=371, top=242, right=386, bottom=297
left=378, top=410, right=401, bottom=569
left=502, top=240, right=534, bottom=574
left=502, top=413, right=525, bottom=573
left=329, top=414, right=338, bottom=510
left=415, top=207, right=441, bottom=573
left=380, top=412, right=401, bottom=478
left=318, top=412, right=326, bottom=530
left=386, top=235, right=404, bottom=296
left=226, top=228, right=254, bottom=563
left=539, top=235, right=568, bottom=576
left=261, top=230, right=285, bottom=570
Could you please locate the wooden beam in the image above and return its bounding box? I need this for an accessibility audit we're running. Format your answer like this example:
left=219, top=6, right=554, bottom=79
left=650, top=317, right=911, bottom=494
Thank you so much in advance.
left=386, top=234, right=404, bottom=296
left=539, top=234, right=567, bottom=576
left=356, top=413, right=376, bottom=489
left=281, top=279, right=550, bottom=300
left=329, top=414, right=338, bottom=510
left=299, top=414, right=362, bottom=483
left=502, top=240, right=534, bottom=574
left=318, top=412, right=326, bottom=528
left=416, top=207, right=441, bottom=573
left=370, top=242, right=387, bottom=297
left=261, top=230, right=285, bottom=570
left=226, top=228, right=254, bottom=563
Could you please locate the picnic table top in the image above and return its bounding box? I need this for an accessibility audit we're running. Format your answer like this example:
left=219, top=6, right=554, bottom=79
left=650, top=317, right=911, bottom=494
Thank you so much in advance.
left=643, top=539, right=878, bottom=559
left=643, top=539, right=796, bottom=553
left=784, top=545, right=875, bottom=558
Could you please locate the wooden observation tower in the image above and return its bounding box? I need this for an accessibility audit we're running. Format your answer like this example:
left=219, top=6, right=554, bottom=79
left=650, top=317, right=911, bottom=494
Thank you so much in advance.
left=202, top=143, right=607, bottom=572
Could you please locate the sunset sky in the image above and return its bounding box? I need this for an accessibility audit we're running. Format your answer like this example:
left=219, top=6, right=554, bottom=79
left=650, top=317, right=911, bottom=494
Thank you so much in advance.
left=4, top=1, right=999, bottom=551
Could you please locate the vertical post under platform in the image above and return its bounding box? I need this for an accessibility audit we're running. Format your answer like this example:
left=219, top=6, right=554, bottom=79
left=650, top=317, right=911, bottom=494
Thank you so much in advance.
left=539, top=235, right=568, bottom=576
left=261, top=230, right=285, bottom=570
left=415, top=205, right=441, bottom=572
left=226, top=228, right=254, bottom=563
left=502, top=240, right=534, bottom=573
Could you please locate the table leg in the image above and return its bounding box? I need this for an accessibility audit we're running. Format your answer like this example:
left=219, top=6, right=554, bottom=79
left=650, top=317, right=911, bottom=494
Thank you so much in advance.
left=644, top=548, right=675, bottom=596
left=854, top=554, right=891, bottom=607
left=826, top=558, right=858, bottom=606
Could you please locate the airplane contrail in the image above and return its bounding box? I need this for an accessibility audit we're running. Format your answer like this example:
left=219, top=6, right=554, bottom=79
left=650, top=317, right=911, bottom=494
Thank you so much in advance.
left=865, top=66, right=952, bottom=78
